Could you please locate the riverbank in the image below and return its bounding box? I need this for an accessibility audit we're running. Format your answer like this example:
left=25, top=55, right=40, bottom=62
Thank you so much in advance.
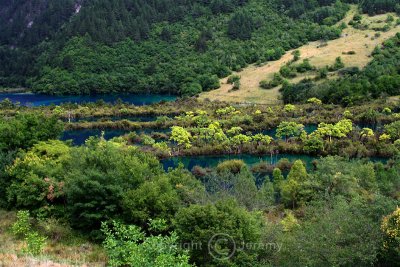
left=0, top=88, right=30, bottom=93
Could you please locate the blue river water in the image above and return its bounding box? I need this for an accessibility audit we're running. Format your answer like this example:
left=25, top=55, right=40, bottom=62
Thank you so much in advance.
left=0, top=93, right=176, bottom=106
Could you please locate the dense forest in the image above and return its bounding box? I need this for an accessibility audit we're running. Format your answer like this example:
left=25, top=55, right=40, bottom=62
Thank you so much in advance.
left=0, top=0, right=357, bottom=94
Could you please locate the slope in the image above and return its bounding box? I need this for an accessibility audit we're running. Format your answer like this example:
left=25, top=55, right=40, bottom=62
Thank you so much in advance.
left=199, top=6, right=400, bottom=104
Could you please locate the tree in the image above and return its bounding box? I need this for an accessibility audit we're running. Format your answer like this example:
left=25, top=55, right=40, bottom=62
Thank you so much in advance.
left=314, top=119, right=353, bottom=142
left=181, top=82, right=202, bottom=96
left=278, top=197, right=383, bottom=266
left=229, top=134, right=252, bottom=153
left=311, top=156, right=378, bottom=198
left=303, top=135, right=324, bottom=153
left=252, top=133, right=272, bottom=147
left=122, top=176, right=181, bottom=227
left=7, top=140, right=71, bottom=215
left=227, top=10, right=255, bottom=40
left=174, top=199, right=262, bottom=266
left=64, top=139, right=161, bottom=237
left=276, top=121, right=304, bottom=141
left=384, top=121, right=400, bottom=140
left=256, top=179, right=275, bottom=208
left=198, top=122, right=228, bottom=144
left=360, top=128, right=375, bottom=142
left=0, top=113, right=64, bottom=151
left=170, top=126, right=192, bottom=151
left=0, top=150, right=17, bottom=207
left=227, top=126, right=243, bottom=137
left=284, top=104, right=296, bottom=114
left=292, top=50, right=301, bottom=62
left=329, top=56, right=344, bottom=71
left=281, top=160, right=309, bottom=207
left=233, top=167, right=259, bottom=210
left=380, top=133, right=391, bottom=142
left=272, top=168, right=284, bottom=195
left=280, top=210, right=300, bottom=232
left=381, top=207, right=400, bottom=264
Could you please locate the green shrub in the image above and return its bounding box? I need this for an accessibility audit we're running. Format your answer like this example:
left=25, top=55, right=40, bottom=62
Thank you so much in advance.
left=227, top=75, right=241, bottom=84
left=102, top=220, right=191, bottom=267
left=217, top=160, right=246, bottom=174
left=260, top=73, right=284, bottom=89
left=181, top=82, right=202, bottom=96
left=11, top=210, right=47, bottom=255
left=295, top=59, right=316, bottom=73
left=11, top=210, right=31, bottom=238
left=280, top=65, right=297, bottom=78
left=24, top=231, right=47, bottom=255
left=328, top=57, right=345, bottom=71
left=232, top=80, right=241, bottom=91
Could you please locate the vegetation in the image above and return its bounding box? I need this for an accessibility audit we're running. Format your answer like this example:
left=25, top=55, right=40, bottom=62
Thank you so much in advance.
left=0, top=0, right=345, bottom=94
left=1, top=127, right=399, bottom=265
left=282, top=33, right=400, bottom=105
left=1, top=1, right=400, bottom=266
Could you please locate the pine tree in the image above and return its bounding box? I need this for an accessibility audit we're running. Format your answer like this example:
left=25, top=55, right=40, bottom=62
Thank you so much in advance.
left=281, top=160, right=308, bottom=208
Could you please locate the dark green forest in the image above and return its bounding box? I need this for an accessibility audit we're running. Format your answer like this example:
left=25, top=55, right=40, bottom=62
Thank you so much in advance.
left=0, top=0, right=354, bottom=94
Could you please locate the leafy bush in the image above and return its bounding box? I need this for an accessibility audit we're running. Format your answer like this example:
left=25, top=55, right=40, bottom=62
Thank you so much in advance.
left=24, top=231, right=47, bottom=255
left=259, top=73, right=284, bottom=89
left=102, top=220, right=191, bottom=267
left=11, top=210, right=31, bottom=238
left=227, top=75, right=241, bottom=84
left=280, top=65, right=297, bottom=78
left=11, top=210, right=47, bottom=255
left=216, top=159, right=246, bottom=174
left=295, top=59, right=316, bottom=73
left=0, top=113, right=63, bottom=151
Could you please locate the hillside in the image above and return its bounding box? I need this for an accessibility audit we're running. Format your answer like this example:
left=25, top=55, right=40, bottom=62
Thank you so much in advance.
left=0, top=0, right=351, bottom=94
left=200, top=6, right=400, bottom=104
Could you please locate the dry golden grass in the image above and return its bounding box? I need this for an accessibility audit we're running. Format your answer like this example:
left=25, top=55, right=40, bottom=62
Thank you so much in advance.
left=0, top=210, right=106, bottom=267
left=200, top=6, right=400, bottom=104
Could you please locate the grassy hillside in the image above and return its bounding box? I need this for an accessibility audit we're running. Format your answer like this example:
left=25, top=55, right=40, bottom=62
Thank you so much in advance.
left=200, top=6, right=400, bottom=104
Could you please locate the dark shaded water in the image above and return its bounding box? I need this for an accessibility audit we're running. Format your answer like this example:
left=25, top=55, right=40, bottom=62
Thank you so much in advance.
left=61, top=128, right=170, bottom=145
left=161, top=154, right=318, bottom=171
left=0, top=93, right=176, bottom=106
left=61, top=129, right=130, bottom=145
left=161, top=154, right=389, bottom=173
left=64, top=115, right=167, bottom=123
